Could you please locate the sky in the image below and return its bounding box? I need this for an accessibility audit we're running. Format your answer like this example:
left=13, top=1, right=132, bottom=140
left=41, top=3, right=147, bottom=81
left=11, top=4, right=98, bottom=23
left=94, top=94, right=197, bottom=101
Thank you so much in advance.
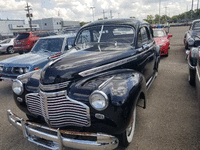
left=0, top=0, right=196, bottom=23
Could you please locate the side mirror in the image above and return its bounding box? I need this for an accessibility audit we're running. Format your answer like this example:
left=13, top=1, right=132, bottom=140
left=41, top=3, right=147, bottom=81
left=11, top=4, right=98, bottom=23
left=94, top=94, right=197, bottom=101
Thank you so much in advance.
left=168, top=34, right=172, bottom=38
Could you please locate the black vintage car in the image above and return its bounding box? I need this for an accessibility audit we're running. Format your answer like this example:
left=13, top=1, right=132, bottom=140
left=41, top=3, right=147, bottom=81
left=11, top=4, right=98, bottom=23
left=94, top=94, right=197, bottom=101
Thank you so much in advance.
left=184, top=19, right=200, bottom=50
left=187, top=47, right=199, bottom=85
left=196, top=50, right=200, bottom=102
left=8, top=19, right=160, bottom=150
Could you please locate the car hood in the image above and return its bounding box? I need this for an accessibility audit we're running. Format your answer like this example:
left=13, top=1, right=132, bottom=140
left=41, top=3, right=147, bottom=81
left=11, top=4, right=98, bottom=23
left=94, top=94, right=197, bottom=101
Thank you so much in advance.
left=154, top=37, right=169, bottom=45
left=40, top=43, right=136, bottom=85
left=0, top=52, right=51, bottom=67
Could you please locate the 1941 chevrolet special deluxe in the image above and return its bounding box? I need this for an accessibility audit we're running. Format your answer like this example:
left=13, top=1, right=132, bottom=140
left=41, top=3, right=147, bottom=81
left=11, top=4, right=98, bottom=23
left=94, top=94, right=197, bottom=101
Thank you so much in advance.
left=7, top=19, right=160, bottom=150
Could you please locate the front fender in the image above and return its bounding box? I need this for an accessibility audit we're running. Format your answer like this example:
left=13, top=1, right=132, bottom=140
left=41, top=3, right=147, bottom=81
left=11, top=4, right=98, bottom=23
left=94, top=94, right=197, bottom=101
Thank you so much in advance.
left=69, top=69, right=146, bottom=134
left=189, top=47, right=199, bottom=68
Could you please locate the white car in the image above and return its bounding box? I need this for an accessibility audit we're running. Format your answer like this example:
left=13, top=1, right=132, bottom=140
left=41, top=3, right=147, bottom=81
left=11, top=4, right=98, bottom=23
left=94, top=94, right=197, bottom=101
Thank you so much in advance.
left=0, top=38, right=15, bottom=54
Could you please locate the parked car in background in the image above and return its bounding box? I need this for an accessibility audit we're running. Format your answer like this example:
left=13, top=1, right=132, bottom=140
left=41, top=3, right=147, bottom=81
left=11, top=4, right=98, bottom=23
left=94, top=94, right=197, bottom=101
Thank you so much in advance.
left=14, top=31, right=56, bottom=54
left=196, top=49, right=200, bottom=102
left=187, top=46, right=199, bottom=85
left=8, top=18, right=160, bottom=150
left=184, top=19, right=200, bottom=50
left=153, top=28, right=172, bottom=56
left=0, top=34, right=76, bottom=82
left=0, top=38, right=15, bottom=54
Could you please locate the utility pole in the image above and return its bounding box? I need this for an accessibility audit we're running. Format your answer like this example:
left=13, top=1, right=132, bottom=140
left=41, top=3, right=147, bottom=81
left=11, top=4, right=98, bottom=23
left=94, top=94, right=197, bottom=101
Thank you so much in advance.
left=165, top=7, right=168, bottom=22
left=110, top=10, right=112, bottom=19
left=25, top=3, right=33, bottom=31
left=159, top=0, right=161, bottom=24
left=197, top=0, right=199, bottom=10
left=103, top=10, right=106, bottom=19
left=90, top=6, right=95, bottom=21
left=191, top=0, right=194, bottom=19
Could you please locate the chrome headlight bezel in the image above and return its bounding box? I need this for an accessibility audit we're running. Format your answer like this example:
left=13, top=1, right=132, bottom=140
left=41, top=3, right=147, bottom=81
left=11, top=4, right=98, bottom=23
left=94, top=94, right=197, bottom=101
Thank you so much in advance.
left=89, top=90, right=109, bottom=111
left=12, top=79, right=24, bottom=95
left=24, top=67, right=29, bottom=73
left=0, top=66, right=3, bottom=72
left=188, top=37, right=194, bottom=45
left=19, top=68, right=24, bottom=74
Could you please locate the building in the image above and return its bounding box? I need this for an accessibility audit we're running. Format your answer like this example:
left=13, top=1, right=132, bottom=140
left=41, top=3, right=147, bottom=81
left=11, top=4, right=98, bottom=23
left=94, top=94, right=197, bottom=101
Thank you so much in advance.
left=0, top=19, right=39, bottom=40
left=32, top=18, right=80, bottom=34
left=32, top=18, right=63, bottom=33
left=0, top=17, right=80, bottom=40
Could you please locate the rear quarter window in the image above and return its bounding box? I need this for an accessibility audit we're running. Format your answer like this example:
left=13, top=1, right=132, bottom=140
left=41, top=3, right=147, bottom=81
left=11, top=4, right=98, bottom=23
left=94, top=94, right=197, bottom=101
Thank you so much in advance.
left=16, top=33, right=30, bottom=40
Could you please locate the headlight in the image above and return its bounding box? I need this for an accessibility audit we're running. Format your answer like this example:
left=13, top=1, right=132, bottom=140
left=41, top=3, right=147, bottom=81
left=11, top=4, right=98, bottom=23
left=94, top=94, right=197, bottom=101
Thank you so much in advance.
left=188, top=37, right=194, bottom=45
left=24, top=67, right=29, bottom=73
left=19, top=68, right=24, bottom=74
left=0, top=66, right=3, bottom=72
left=89, top=90, right=108, bottom=111
left=12, top=79, right=24, bottom=95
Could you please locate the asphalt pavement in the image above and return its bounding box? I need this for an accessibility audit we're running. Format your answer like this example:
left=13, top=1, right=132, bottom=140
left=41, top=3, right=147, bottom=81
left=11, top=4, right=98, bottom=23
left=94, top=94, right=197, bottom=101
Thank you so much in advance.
left=0, top=26, right=199, bottom=150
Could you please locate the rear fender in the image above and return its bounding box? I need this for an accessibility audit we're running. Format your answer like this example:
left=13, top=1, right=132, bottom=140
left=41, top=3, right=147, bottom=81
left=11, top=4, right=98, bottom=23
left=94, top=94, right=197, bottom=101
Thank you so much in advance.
left=189, top=47, right=199, bottom=67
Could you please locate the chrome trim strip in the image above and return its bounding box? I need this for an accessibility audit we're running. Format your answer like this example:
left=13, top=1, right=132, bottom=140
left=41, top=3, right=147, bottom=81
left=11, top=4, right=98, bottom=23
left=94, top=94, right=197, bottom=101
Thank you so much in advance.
left=146, top=72, right=157, bottom=91
left=187, top=57, right=196, bottom=70
left=39, top=81, right=70, bottom=91
left=98, top=76, right=114, bottom=90
left=79, top=47, right=155, bottom=77
left=79, top=55, right=137, bottom=77
left=7, top=110, right=119, bottom=150
left=196, top=67, right=200, bottom=82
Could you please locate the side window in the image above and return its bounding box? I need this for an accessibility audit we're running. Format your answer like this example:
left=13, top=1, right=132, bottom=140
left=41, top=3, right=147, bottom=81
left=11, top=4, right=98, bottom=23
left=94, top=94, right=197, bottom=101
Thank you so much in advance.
left=65, top=37, right=75, bottom=51
left=92, top=30, right=100, bottom=42
left=77, top=30, right=91, bottom=44
left=137, top=27, right=149, bottom=47
left=141, top=27, right=148, bottom=42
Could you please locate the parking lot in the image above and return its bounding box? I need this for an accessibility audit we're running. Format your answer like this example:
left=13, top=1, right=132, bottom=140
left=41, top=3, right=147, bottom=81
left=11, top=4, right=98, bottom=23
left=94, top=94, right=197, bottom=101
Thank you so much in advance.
left=0, top=26, right=200, bottom=150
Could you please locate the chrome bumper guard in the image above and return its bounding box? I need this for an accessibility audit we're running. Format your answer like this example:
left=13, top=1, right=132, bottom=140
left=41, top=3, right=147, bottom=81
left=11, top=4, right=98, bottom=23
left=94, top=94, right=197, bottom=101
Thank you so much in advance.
left=7, top=110, right=119, bottom=150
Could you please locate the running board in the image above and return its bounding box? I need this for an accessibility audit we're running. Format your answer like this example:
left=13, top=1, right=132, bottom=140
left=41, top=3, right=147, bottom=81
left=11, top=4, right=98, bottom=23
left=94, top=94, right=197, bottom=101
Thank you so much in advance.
left=146, top=71, right=157, bottom=91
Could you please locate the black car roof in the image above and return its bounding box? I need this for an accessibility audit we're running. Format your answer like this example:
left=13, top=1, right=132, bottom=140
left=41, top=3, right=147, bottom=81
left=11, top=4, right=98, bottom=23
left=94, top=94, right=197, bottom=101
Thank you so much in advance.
left=81, top=18, right=148, bottom=29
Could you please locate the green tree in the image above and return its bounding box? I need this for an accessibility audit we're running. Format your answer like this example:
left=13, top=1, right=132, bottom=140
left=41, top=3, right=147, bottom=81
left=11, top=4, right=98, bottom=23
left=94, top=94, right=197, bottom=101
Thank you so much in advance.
left=145, top=15, right=154, bottom=24
left=130, top=16, right=135, bottom=18
left=80, top=21, right=89, bottom=27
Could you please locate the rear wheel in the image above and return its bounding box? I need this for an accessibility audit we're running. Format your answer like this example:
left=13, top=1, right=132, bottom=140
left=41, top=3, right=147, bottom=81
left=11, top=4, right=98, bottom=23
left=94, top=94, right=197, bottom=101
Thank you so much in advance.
left=7, top=46, right=14, bottom=54
left=118, top=103, right=136, bottom=147
left=189, top=69, right=195, bottom=86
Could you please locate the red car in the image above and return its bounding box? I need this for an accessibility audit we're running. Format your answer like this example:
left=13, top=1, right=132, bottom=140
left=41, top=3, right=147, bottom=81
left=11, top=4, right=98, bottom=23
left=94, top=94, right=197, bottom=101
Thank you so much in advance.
left=14, top=31, right=56, bottom=54
left=153, top=29, right=172, bottom=57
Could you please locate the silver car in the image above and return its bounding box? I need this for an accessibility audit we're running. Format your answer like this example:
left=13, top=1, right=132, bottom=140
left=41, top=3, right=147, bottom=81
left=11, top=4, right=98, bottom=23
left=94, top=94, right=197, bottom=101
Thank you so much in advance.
left=0, top=38, right=15, bottom=54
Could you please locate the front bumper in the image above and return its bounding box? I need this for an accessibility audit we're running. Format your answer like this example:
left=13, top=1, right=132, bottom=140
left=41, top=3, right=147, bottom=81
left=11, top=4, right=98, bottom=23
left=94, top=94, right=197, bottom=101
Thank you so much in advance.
left=0, top=74, right=17, bottom=82
left=7, top=110, right=119, bottom=150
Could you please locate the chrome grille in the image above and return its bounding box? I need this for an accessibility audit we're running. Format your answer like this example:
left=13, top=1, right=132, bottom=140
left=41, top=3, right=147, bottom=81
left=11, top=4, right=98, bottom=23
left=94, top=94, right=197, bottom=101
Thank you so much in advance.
left=39, top=81, right=70, bottom=91
left=26, top=91, right=90, bottom=128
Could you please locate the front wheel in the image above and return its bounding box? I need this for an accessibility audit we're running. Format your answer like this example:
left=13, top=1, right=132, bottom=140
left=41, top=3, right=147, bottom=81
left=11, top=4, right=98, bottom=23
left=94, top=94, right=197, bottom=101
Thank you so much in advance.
left=7, top=46, right=14, bottom=54
left=118, top=104, right=136, bottom=147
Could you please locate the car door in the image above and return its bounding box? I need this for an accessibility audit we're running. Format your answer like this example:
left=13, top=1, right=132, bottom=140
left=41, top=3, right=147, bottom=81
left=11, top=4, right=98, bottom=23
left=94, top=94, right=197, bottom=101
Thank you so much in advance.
left=136, top=25, right=156, bottom=82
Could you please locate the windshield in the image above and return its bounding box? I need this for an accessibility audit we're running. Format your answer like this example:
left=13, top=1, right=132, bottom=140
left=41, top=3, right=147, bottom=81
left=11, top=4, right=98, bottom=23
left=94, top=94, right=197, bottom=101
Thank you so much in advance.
left=0, top=39, right=11, bottom=44
left=153, top=30, right=166, bottom=38
left=31, top=38, right=64, bottom=53
left=16, top=33, right=30, bottom=40
left=76, top=25, right=135, bottom=50
left=192, top=21, right=200, bottom=30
